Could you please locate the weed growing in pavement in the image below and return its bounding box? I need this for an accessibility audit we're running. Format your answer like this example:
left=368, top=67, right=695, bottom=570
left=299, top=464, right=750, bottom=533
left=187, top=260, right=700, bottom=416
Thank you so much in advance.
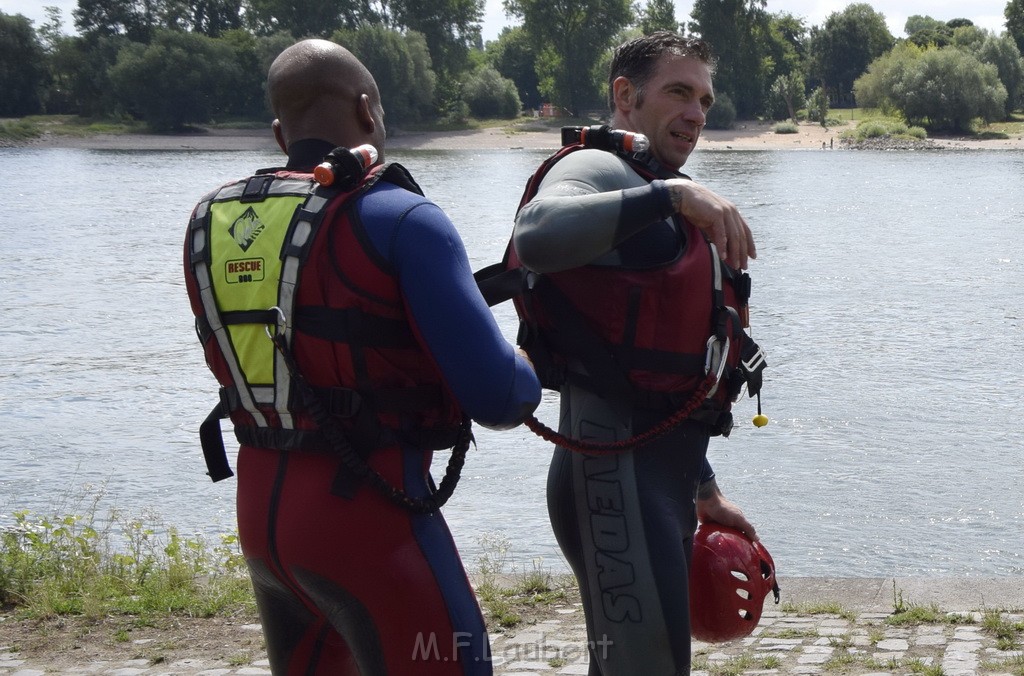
left=982, top=608, right=1024, bottom=651
left=904, top=657, right=944, bottom=675
left=886, top=603, right=979, bottom=627
left=827, top=633, right=853, bottom=649
left=762, top=627, right=819, bottom=639
left=983, top=652, right=1024, bottom=675
left=823, top=650, right=857, bottom=670
left=892, top=580, right=908, bottom=613
left=696, top=654, right=780, bottom=676
left=473, top=532, right=570, bottom=631
left=780, top=600, right=857, bottom=621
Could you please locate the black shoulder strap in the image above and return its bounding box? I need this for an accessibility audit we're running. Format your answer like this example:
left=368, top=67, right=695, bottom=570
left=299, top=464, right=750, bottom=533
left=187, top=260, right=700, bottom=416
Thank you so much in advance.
left=379, top=162, right=424, bottom=196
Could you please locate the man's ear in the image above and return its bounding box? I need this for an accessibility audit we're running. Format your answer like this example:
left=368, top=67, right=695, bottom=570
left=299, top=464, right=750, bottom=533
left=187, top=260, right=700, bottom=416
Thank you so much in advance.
left=272, top=119, right=286, bottom=153
left=357, top=94, right=376, bottom=134
left=611, top=76, right=636, bottom=112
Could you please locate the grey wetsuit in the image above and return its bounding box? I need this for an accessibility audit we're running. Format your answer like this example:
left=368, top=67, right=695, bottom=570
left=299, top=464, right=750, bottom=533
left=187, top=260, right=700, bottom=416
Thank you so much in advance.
left=514, top=148, right=715, bottom=676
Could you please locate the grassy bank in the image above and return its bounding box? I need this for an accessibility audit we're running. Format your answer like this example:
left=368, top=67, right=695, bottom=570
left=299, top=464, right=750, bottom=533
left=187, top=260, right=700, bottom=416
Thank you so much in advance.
left=0, top=503, right=570, bottom=633
left=0, top=505, right=253, bottom=621
left=5, top=505, right=1024, bottom=675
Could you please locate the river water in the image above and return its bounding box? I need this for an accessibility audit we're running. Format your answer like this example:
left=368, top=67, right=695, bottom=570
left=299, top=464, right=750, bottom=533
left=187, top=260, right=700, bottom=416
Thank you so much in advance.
left=1, top=144, right=1022, bottom=579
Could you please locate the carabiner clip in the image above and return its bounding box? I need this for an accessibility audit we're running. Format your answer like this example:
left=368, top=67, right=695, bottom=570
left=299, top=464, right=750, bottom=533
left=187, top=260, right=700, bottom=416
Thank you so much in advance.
left=264, top=305, right=288, bottom=341
left=704, top=335, right=729, bottom=397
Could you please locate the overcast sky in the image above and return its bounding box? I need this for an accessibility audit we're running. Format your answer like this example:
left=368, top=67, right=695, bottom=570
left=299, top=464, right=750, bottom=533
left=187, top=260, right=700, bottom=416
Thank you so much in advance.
left=1, top=0, right=1010, bottom=40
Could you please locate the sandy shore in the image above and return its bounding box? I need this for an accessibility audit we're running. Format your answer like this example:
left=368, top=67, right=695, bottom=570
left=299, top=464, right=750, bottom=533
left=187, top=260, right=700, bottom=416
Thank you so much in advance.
left=16, top=119, right=1024, bottom=152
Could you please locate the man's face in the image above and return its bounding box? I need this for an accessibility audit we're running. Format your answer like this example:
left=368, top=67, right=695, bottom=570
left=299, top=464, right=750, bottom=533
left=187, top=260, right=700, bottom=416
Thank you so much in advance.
left=627, top=53, right=714, bottom=170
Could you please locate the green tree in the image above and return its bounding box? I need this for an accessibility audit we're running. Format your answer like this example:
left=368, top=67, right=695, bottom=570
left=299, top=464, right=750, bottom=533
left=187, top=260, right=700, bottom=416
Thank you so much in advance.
left=905, top=15, right=945, bottom=36
left=905, top=15, right=953, bottom=48
left=216, top=29, right=292, bottom=119
left=173, top=0, right=243, bottom=36
left=1008, top=0, right=1024, bottom=55
left=977, top=33, right=1024, bottom=115
left=463, top=65, right=521, bottom=117
left=808, top=3, right=894, bottom=106
left=807, top=85, right=829, bottom=126
left=109, top=29, right=245, bottom=130
left=852, top=40, right=921, bottom=115
left=905, top=48, right=1006, bottom=130
left=0, top=12, right=47, bottom=116
left=762, top=12, right=809, bottom=111
left=689, top=0, right=773, bottom=118
left=393, top=0, right=484, bottom=78
left=335, top=26, right=437, bottom=127
left=854, top=44, right=1007, bottom=131
left=767, top=11, right=808, bottom=68
left=50, top=34, right=129, bottom=116
left=37, top=7, right=80, bottom=114
left=951, top=24, right=987, bottom=50
left=639, top=0, right=678, bottom=34
left=244, top=0, right=351, bottom=38
left=37, top=6, right=67, bottom=53
left=768, top=71, right=805, bottom=122
left=504, top=0, right=633, bottom=115
left=73, top=0, right=165, bottom=42
left=485, top=26, right=541, bottom=110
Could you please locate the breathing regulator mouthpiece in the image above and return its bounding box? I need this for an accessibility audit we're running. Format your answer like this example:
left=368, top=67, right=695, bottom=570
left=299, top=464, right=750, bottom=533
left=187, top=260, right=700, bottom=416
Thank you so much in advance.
left=561, top=125, right=650, bottom=154
left=313, top=144, right=378, bottom=188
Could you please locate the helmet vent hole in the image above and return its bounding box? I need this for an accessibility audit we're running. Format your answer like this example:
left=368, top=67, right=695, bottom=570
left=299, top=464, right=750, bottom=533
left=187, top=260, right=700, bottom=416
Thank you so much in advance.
left=730, top=570, right=749, bottom=582
left=735, top=588, right=751, bottom=600
left=738, top=609, right=753, bottom=621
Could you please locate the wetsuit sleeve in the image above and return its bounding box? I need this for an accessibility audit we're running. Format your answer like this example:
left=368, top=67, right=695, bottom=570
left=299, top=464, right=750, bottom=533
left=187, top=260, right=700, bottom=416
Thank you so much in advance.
left=699, top=458, right=715, bottom=485
left=513, top=149, right=676, bottom=273
left=388, top=201, right=541, bottom=430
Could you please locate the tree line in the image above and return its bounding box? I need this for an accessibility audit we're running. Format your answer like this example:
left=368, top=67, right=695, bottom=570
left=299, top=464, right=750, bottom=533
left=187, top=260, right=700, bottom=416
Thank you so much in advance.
left=2, top=0, right=1023, bottom=133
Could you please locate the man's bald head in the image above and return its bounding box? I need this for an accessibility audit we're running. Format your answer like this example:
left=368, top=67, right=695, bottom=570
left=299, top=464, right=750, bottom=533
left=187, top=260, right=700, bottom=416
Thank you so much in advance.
left=267, top=39, right=385, bottom=156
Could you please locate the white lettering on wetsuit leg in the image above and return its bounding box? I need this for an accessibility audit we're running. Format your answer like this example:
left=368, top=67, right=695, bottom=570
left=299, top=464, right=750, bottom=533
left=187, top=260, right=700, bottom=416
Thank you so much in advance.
left=584, top=455, right=641, bottom=623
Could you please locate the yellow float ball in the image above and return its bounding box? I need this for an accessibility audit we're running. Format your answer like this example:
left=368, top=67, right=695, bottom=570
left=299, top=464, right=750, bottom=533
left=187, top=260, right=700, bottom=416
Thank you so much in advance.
left=752, top=414, right=769, bottom=428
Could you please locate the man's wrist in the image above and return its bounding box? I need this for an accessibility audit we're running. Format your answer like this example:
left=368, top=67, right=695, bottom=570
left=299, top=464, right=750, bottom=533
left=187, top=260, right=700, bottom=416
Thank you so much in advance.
left=696, top=477, right=718, bottom=501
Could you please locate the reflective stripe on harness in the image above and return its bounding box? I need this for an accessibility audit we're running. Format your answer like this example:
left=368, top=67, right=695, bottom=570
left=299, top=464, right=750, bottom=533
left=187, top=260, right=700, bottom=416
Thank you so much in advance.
left=190, top=200, right=268, bottom=429
left=189, top=176, right=335, bottom=479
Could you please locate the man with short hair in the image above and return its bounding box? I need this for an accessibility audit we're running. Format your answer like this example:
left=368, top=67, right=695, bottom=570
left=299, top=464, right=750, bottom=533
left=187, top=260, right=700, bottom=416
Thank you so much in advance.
left=511, top=32, right=764, bottom=674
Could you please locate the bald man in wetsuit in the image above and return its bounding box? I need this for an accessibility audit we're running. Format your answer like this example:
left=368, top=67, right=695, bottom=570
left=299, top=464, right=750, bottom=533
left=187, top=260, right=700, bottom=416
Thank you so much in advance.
left=512, top=33, right=760, bottom=675
left=185, top=39, right=539, bottom=675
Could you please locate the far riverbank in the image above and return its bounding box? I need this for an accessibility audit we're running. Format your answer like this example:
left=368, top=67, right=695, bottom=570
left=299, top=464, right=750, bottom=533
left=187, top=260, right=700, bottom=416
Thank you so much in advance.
left=10, top=119, right=1024, bottom=152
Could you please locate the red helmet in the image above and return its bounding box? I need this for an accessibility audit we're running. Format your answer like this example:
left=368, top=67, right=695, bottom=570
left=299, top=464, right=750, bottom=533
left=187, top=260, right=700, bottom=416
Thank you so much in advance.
left=689, top=523, right=779, bottom=642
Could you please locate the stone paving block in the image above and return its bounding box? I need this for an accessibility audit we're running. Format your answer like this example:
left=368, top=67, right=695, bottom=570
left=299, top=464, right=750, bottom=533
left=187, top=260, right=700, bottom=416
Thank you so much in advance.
left=506, top=660, right=551, bottom=671
left=876, top=638, right=909, bottom=650
left=555, top=665, right=590, bottom=675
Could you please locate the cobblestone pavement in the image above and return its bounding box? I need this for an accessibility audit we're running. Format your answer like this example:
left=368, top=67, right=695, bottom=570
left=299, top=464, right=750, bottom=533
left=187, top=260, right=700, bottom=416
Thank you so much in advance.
left=2, top=578, right=1023, bottom=675
left=488, top=604, right=1024, bottom=675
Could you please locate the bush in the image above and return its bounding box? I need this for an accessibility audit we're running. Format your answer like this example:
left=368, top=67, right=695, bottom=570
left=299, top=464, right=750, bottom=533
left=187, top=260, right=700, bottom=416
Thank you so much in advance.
left=463, top=66, right=522, bottom=119
left=840, top=117, right=930, bottom=142
left=336, top=27, right=437, bottom=127
left=705, top=92, right=736, bottom=130
left=0, top=119, right=42, bottom=141
left=109, top=30, right=245, bottom=131
left=773, top=121, right=799, bottom=134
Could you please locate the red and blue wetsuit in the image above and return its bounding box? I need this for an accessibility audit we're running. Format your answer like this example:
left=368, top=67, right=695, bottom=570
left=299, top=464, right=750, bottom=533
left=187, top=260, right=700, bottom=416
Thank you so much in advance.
left=185, top=139, right=540, bottom=675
